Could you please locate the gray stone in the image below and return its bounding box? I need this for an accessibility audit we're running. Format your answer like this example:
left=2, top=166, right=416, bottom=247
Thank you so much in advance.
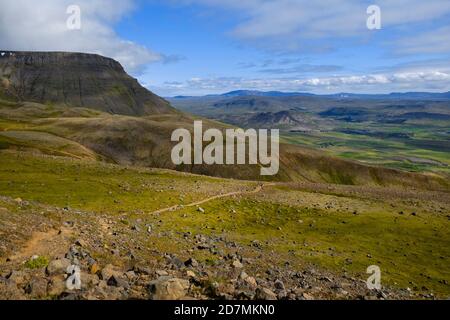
left=274, top=279, right=285, bottom=291
left=148, top=277, right=190, bottom=300
left=244, top=276, right=257, bottom=288
left=7, top=270, right=28, bottom=285
left=46, top=258, right=71, bottom=276
left=0, top=277, right=25, bottom=300
left=101, top=264, right=122, bottom=281
left=232, top=260, right=243, bottom=269
left=75, top=239, right=87, bottom=247
left=26, top=277, right=48, bottom=298
left=47, top=275, right=67, bottom=297
left=184, top=258, right=199, bottom=268
left=255, top=288, right=277, bottom=300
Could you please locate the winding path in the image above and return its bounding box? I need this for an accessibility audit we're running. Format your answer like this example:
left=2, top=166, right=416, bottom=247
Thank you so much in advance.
left=151, top=183, right=274, bottom=215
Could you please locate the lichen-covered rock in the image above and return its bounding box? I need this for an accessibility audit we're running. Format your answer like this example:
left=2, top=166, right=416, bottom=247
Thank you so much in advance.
left=148, top=277, right=190, bottom=300
left=255, top=288, right=277, bottom=300
left=46, top=258, right=71, bottom=276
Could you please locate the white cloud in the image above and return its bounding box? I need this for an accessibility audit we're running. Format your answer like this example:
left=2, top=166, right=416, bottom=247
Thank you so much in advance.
left=173, top=0, right=450, bottom=54
left=0, top=0, right=162, bottom=74
left=393, top=26, right=450, bottom=55
left=155, top=70, right=450, bottom=95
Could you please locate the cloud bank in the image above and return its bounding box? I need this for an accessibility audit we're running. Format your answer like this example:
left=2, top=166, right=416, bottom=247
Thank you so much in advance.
left=155, top=70, right=450, bottom=96
left=152, top=0, right=450, bottom=95
left=176, top=0, right=450, bottom=54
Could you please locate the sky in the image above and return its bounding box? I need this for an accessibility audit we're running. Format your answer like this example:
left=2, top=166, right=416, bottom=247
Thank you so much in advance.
left=0, top=0, right=450, bottom=96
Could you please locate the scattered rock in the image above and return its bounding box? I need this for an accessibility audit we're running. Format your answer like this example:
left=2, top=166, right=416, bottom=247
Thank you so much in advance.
left=251, top=240, right=262, bottom=249
left=239, top=271, right=249, bottom=280
left=75, top=239, right=87, bottom=247
left=46, top=258, right=71, bottom=276
left=148, top=277, right=190, bottom=300
left=167, top=256, right=184, bottom=269
left=255, top=288, right=277, bottom=300
left=7, top=270, right=28, bottom=285
left=81, top=272, right=100, bottom=290
left=156, top=270, right=169, bottom=277
left=184, top=258, right=199, bottom=268
left=125, top=271, right=136, bottom=280
left=47, top=275, right=67, bottom=297
left=25, top=277, right=48, bottom=298
left=232, top=260, right=243, bottom=269
left=274, top=279, right=285, bottom=291
left=107, top=275, right=129, bottom=289
left=0, top=277, right=25, bottom=300
left=244, top=276, right=257, bottom=288
left=90, top=263, right=100, bottom=275
left=101, top=264, right=122, bottom=281
left=302, top=292, right=315, bottom=300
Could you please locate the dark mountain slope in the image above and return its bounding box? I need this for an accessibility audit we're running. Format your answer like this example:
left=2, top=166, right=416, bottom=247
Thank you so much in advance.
left=0, top=51, right=175, bottom=116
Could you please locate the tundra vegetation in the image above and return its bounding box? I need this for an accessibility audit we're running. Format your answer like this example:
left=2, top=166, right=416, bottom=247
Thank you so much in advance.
left=0, top=52, right=448, bottom=300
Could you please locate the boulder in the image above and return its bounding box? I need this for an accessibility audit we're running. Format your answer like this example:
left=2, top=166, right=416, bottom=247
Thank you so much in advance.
left=47, top=275, right=67, bottom=297
left=46, top=258, right=71, bottom=276
left=101, top=264, right=122, bottom=281
left=232, top=260, right=243, bottom=269
left=148, top=277, right=190, bottom=300
left=255, top=288, right=277, bottom=300
left=184, top=258, right=199, bottom=268
left=244, top=276, right=257, bottom=288
left=26, top=277, right=48, bottom=298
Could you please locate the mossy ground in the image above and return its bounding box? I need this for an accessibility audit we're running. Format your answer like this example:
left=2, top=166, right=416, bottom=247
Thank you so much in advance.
left=0, top=151, right=255, bottom=214
left=24, top=256, right=49, bottom=269
left=158, top=196, right=450, bottom=296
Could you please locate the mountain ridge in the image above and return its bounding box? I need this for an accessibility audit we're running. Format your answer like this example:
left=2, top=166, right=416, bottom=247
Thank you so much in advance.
left=0, top=51, right=175, bottom=116
left=169, top=89, right=450, bottom=100
left=0, top=51, right=447, bottom=191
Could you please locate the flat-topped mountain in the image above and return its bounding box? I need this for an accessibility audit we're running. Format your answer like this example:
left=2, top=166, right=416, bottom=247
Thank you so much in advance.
left=0, top=51, right=174, bottom=116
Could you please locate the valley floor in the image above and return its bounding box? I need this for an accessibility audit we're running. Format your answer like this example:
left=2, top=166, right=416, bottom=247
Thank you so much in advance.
left=0, top=151, right=449, bottom=300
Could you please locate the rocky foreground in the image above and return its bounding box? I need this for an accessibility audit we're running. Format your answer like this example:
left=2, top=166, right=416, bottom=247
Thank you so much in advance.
left=0, top=195, right=422, bottom=301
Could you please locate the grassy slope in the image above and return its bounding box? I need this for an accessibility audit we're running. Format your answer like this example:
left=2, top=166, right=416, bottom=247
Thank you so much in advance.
left=171, top=95, right=450, bottom=176
left=0, top=100, right=448, bottom=191
left=0, top=151, right=255, bottom=213
left=0, top=151, right=448, bottom=297
left=282, top=120, right=450, bottom=175
left=164, top=196, right=450, bottom=297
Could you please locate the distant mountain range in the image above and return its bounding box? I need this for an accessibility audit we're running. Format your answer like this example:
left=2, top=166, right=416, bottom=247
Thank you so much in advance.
left=171, top=90, right=450, bottom=100
left=169, top=88, right=450, bottom=132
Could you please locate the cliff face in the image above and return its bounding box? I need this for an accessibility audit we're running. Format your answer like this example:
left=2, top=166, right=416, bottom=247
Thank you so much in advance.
left=0, top=51, right=174, bottom=116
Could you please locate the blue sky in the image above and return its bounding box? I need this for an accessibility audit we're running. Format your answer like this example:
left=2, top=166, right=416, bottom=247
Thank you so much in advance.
left=1, top=0, right=450, bottom=96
